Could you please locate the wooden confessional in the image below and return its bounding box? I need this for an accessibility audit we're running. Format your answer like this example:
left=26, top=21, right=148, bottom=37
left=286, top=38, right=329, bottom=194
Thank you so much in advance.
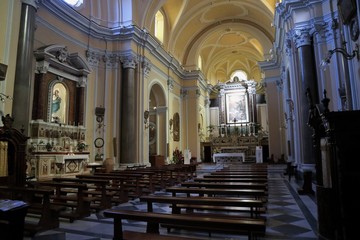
left=0, top=114, right=29, bottom=187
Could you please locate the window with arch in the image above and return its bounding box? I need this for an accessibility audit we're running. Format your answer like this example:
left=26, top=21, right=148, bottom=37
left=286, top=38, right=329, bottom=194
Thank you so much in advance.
left=155, top=10, right=164, bottom=43
left=230, top=70, right=248, bottom=82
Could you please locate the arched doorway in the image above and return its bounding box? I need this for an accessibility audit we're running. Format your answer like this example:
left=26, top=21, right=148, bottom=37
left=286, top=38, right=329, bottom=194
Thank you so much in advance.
left=148, top=83, right=167, bottom=160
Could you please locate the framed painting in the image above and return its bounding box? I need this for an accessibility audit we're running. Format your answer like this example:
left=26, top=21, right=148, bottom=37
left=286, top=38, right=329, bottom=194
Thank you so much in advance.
left=338, top=0, right=356, bottom=24
left=226, top=92, right=249, bottom=124
left=49, top=82, right=67, bottom=124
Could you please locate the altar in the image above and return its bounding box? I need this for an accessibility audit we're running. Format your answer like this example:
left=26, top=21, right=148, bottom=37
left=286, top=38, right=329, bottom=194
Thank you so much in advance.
left=213, top=152, right=245, bottom=164
left=27, top=153, right=89, bottom=180
left=55, top=154, right=89, bottom=174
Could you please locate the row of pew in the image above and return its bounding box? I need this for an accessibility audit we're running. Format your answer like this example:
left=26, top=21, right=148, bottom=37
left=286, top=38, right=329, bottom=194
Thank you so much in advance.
left=0, top=163, right=197, bottom=237
left=104, top=163, right=269, bottom=240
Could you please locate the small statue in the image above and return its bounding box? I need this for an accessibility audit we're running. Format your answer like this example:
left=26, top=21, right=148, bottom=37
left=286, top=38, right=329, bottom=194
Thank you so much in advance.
left=1, top=114, right=14, bottom=128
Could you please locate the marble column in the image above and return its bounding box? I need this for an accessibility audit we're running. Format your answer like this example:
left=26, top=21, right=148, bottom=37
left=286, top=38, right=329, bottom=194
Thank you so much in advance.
left=120, top=56, right=137, bottom=164
left=11, top=0, right=38, bottom=132
left=76, top=78, right=86, bottom=126
left=293, top=28, right=319, bottom=165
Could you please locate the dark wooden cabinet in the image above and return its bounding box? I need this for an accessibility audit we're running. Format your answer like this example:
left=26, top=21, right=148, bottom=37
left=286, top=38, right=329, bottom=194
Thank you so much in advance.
left=0, top=114, right=28, bottom=187
left=149, top=155, right=165, bottom=167
left=317, top=110, right=360, bottom=240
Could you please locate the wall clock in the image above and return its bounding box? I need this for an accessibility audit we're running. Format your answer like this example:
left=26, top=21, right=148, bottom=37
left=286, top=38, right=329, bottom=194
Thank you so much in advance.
left=94, top=137, right=104, bottom=148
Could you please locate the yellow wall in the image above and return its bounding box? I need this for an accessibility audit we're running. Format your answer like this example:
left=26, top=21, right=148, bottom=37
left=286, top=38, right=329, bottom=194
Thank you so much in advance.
left=0, top=1, right=21, bottom=115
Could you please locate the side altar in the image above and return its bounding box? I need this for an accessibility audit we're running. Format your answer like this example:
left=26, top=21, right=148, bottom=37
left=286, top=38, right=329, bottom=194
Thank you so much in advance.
left=26, top=120, right=89, bottom=180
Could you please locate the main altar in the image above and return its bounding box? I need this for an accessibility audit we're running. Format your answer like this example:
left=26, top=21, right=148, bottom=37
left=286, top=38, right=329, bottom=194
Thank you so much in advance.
left=200, top=76, right=268, bottom=163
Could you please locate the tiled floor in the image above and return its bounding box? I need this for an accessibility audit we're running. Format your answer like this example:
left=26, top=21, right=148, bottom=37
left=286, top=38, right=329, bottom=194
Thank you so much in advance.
left=25, top=164, right=319, bottom=240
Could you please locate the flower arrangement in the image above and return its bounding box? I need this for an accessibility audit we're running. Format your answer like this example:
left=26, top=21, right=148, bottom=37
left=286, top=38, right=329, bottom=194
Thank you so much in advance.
left=77, top=142, right=87, bottom=152
left=172, top=147, right=184, bottom=164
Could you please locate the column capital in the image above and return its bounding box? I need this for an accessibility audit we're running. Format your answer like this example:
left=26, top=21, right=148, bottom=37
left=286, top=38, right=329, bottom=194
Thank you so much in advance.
left=35, top=60, right=49, bottom=74
left=121, top=55, right=138, bottom=69
left=276, top=79, right=283, bottom=92
left=86, top=50, right=101, bottom=66
left=204, top=97, right=210, bottom=108
left=77, top=77, right=87, bottom=88
left=285, top=35, right=293, bottom=57
left=103, top=53, right=120, bottom=68
left=181, top=89, right=188, bottom=99
left=167, top=78, right=174, bottom=92
left=142, top=59, right=152, bottom=76
left=293, top=28, right=312, bottom=48
left=196, top=88, right=201, bottom=98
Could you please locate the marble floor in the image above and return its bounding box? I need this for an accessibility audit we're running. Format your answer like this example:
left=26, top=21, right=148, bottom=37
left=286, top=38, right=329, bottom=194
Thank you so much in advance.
left=25, top=163, right=319, bottom=240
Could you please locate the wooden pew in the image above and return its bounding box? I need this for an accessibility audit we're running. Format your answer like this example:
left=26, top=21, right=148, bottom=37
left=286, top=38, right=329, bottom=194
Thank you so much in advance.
left=91, top=172, right=144, bottom=197
left=194, top=177, right=268, bottom=183
left=52, top=177, right=113, bottom=210
left=105, top=170, right=156, bottom=194
left=214, top=170, right=268, bottom=175
left=103, top=209, right=266, bottom=240
left=181, top=181, right=268, bottom=191
left=0, top=185, right=62, bottom=236
left=165, top=186, right=267, bottom=200
left=30, top=181, right=92, bottom=222
left=76, top=174, right=129, bottom=203
left=139, top=195, right=265, bottom=218
left=206, top=173, right=267, bottom=178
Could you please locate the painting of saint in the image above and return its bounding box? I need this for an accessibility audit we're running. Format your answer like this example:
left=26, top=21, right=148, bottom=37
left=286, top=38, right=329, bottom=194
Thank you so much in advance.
left=226, top=92, right=249, bottom=124
left=52, top=89, right=61, bottom=115
left=50, top=83, right=67, bottom=123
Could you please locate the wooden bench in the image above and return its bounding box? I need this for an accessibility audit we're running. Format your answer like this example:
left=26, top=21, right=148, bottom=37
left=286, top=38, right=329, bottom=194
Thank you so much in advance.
left=214, top=171, right=268, bottom=175
left=91, top=172, right=144, bottom=197
left=76, top=174, right=130, bottom=203
left=206, top=174, right=267, bottom=178
left=181, top=181, right=268, bottom=191
left=165, top=186, right=267, bottom=200
left=194, top=177, right=268, bottom=183
left=0, top=185, right=62, bottom=236
left=119, top=231, right=200, bottom=240
left=139, top=195, right=265, bottom=218
left=103, top=209, right=266, bottom=240
left=52, top=177, right=113, bottom=210
left=29, top=181, right=92, bottom=222
left=105, top=170, right=156, bottom=194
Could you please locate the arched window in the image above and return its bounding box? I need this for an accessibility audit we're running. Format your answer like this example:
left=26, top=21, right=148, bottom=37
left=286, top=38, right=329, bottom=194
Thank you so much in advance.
left=155, top=11, right=164, bottom=43
left=63, top=0, right=83, bottom=8
left=230, top=70, right=248, bottom=81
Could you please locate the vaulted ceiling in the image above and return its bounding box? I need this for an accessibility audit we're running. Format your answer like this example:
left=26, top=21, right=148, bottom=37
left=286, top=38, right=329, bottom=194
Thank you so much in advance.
left=63, top=0, right=276, bottom=85
left=140, top=0, right=276, bottom=84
